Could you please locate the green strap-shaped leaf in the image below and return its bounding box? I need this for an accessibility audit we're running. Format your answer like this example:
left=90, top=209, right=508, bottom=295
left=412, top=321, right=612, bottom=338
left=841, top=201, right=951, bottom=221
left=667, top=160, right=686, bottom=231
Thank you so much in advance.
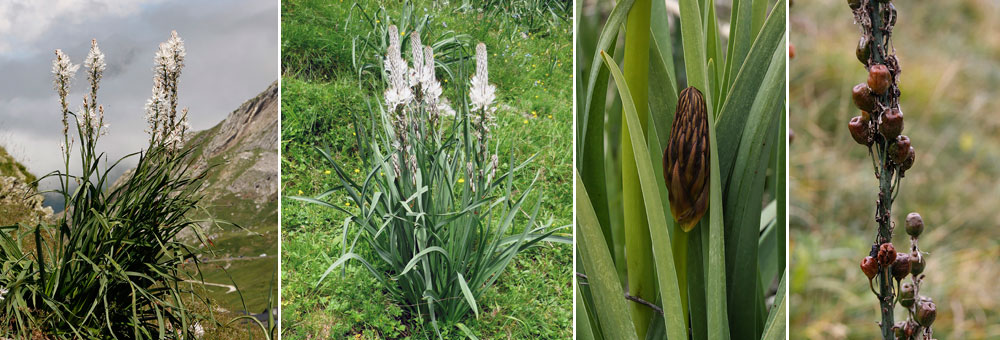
left=716, top=0, right=786, bottom=186
left=602, top=51, right=688, bottom=340
left=761, top=271, right=787, bottom=340
left=456, top=272, right=479, bottom=319
left=576, top=171, right=638, bottom=340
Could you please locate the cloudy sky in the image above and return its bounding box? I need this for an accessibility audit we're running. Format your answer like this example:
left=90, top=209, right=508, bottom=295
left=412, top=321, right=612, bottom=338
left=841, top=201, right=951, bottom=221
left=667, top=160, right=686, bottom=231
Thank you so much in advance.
left=0, top=0, right=279, bottom=194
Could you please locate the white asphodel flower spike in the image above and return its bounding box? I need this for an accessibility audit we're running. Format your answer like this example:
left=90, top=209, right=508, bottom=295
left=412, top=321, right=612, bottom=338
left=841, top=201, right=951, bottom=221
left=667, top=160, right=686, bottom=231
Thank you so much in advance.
left=84, top=39, right=106, bottom=83
left=384, top=25, right=412, bottom=112
left=469, top=42, right=496, bottom=113
left=409, top=32, right=424, bottom=89
left=52, top=49, right=79, bottom=107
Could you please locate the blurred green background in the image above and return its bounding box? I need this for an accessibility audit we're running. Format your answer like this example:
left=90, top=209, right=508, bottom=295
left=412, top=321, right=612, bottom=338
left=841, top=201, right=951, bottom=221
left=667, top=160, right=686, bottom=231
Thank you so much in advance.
left=790, top=0, right=1000, bottom=338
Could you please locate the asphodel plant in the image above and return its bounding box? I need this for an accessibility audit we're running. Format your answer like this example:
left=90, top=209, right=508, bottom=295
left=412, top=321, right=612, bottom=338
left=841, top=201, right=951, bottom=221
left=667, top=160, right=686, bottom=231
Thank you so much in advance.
left=845, top=0, right=936, bottom=338
left=575, top=0, right=787, bottom=338
left=290, top=25, right=569, bottom=338
left=0, top=33, right=218, bottom=338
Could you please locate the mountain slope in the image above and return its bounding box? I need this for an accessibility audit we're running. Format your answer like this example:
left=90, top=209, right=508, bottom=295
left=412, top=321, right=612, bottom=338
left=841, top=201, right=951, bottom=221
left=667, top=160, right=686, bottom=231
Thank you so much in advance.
left=181, top=81, right=279, bottom=312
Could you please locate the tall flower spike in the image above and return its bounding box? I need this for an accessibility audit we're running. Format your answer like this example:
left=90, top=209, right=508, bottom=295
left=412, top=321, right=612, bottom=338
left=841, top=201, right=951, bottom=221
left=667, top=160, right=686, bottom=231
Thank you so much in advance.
left=469, top=43, right=496, bottom=113
left=384, top=25, right=412, bottom=112
left=84, top=39, right=106, bottom=92
left=52, top=49, right=79, bottom=128
left=409, top=32, right=425, bottom=89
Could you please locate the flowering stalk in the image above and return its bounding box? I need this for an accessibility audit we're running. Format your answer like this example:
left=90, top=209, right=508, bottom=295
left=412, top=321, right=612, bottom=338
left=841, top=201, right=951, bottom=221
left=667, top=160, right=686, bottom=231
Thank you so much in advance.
left=847, top=0, right=933, bottom=338
left=145, top=31, right=189, bottom=151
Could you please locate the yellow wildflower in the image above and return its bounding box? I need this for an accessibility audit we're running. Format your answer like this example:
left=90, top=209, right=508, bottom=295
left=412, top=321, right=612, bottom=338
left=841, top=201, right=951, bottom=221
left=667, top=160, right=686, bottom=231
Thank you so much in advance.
left=324, top=170, right=331, bottom=175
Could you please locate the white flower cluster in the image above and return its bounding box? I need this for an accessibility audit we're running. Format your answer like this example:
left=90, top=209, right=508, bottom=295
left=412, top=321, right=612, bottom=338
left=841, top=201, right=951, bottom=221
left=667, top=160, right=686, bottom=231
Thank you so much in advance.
left=51, top=40, right=109, bottom=141
left=145, top=31, right=190, bottom=150
left=51, top=49, right=79, bottom=133
left=469, top=43, right=496, bottom=114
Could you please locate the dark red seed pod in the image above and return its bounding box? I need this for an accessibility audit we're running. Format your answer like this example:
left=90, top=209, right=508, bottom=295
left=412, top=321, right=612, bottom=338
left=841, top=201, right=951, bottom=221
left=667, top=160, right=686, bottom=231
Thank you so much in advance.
left=900, top=146, right=915, bottom=173
left=900, top=282, right=916, bottom=308
left=848, top=116, right=869, bottom=145
left=892, top=252, right=911, bottom=281
left=852, top=83, right=878, bottom=112
left=861, top=256, right=878, bottom=280
left=879, top=107, right=904, bottom=139
left=916, top=300, right=937, bottom=327
left=892, top=135, right=911, bottom=164
left=789, top=44, right=796, bottom=59
left=906, top=212, right=924, bottom=237
left=868, top=64, right=892, bottom=95
left=910, top=251, right=926, bottom=275
left=878, top=243, right=897, bottom=266
left=857, top=36, right=871, bottom=65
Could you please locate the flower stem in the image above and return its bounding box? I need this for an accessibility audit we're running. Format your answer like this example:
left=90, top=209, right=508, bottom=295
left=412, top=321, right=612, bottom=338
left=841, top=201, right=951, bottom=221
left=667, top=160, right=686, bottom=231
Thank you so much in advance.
left=621, top=0, right=654, bottom=337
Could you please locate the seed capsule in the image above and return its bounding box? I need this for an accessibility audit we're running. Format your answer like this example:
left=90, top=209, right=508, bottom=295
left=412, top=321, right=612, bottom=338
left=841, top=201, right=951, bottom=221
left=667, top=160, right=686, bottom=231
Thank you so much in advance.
left=857, top=36, right=871, bottom=65
left=906, top=212, right=924, bottom=237
left=878, top=243, right=896, bottom=266
left=848, top=116, right=870, bottom=145
left=910, top=251, right=926, bottom=275
left=664, top=86, right=710, bottom=232
left=916, top=300, right=937, bottom=327
left=900, top=146, right=915, bottom=173
left=847, top=0, right=861, bottom=10
left=868, top=64, right=892, bottom=95
left=861, top=256, right=878, bottom=280
left=892, top=252, right=911, bottom=281
left=879, top=107, right=904, bottom=139
left=892, top=321, right=907, bottom=338
left=892, top=135, right=911, bottom=164
left=852, top=83, right=878, bottom=112
left=904, top=321, right=919, bottom=338
left=900, top=282, right=916, bottom=308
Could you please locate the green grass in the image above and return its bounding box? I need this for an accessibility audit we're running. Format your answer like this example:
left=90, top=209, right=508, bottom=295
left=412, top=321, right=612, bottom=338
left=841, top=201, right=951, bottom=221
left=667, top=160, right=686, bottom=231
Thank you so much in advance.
left=790, top=0, right=1000, bottom=338
left=280, top=0, right=572, bottom=338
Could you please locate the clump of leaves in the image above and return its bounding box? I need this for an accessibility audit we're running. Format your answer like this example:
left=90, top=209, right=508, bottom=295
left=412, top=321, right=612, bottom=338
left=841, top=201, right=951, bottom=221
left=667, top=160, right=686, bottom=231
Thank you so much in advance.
left=575, top=0, right=786, bottom=338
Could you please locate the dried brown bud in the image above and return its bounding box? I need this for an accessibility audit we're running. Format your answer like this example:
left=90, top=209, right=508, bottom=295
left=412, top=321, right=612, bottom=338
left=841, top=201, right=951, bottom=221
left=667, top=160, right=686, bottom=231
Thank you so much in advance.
left=868, top=64, right=892, bottom=95
left=857, top=36, right=870, bottom=65
left=900, top=282, right=916, bottom=308
left=852, top=83, right=878, bottom=112
left=886, top=3, right=897, bottom=27
left=664, top=86, right=710, bottom=232
left=906, top=212, right=924, bottom=237
left=848, top=116, right=869, bottom=145
left=878, top=243, right=897, bottom=266
left=861, top=256, right=878, bottom=280
left=910, top=251, right=926, bottom=275
left=916, top=299, right=937, bottom=327
left=847, top=0, right=861, bottom=10
left=892, top=252, right=911, bottom=281
left=879, top=107, right=904, bottom=139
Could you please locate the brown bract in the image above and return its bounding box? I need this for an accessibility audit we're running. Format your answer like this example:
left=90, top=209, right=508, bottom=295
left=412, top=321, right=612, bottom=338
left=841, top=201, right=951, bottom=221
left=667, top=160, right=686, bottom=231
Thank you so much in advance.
left=664, top=86, right=710, bottom=232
